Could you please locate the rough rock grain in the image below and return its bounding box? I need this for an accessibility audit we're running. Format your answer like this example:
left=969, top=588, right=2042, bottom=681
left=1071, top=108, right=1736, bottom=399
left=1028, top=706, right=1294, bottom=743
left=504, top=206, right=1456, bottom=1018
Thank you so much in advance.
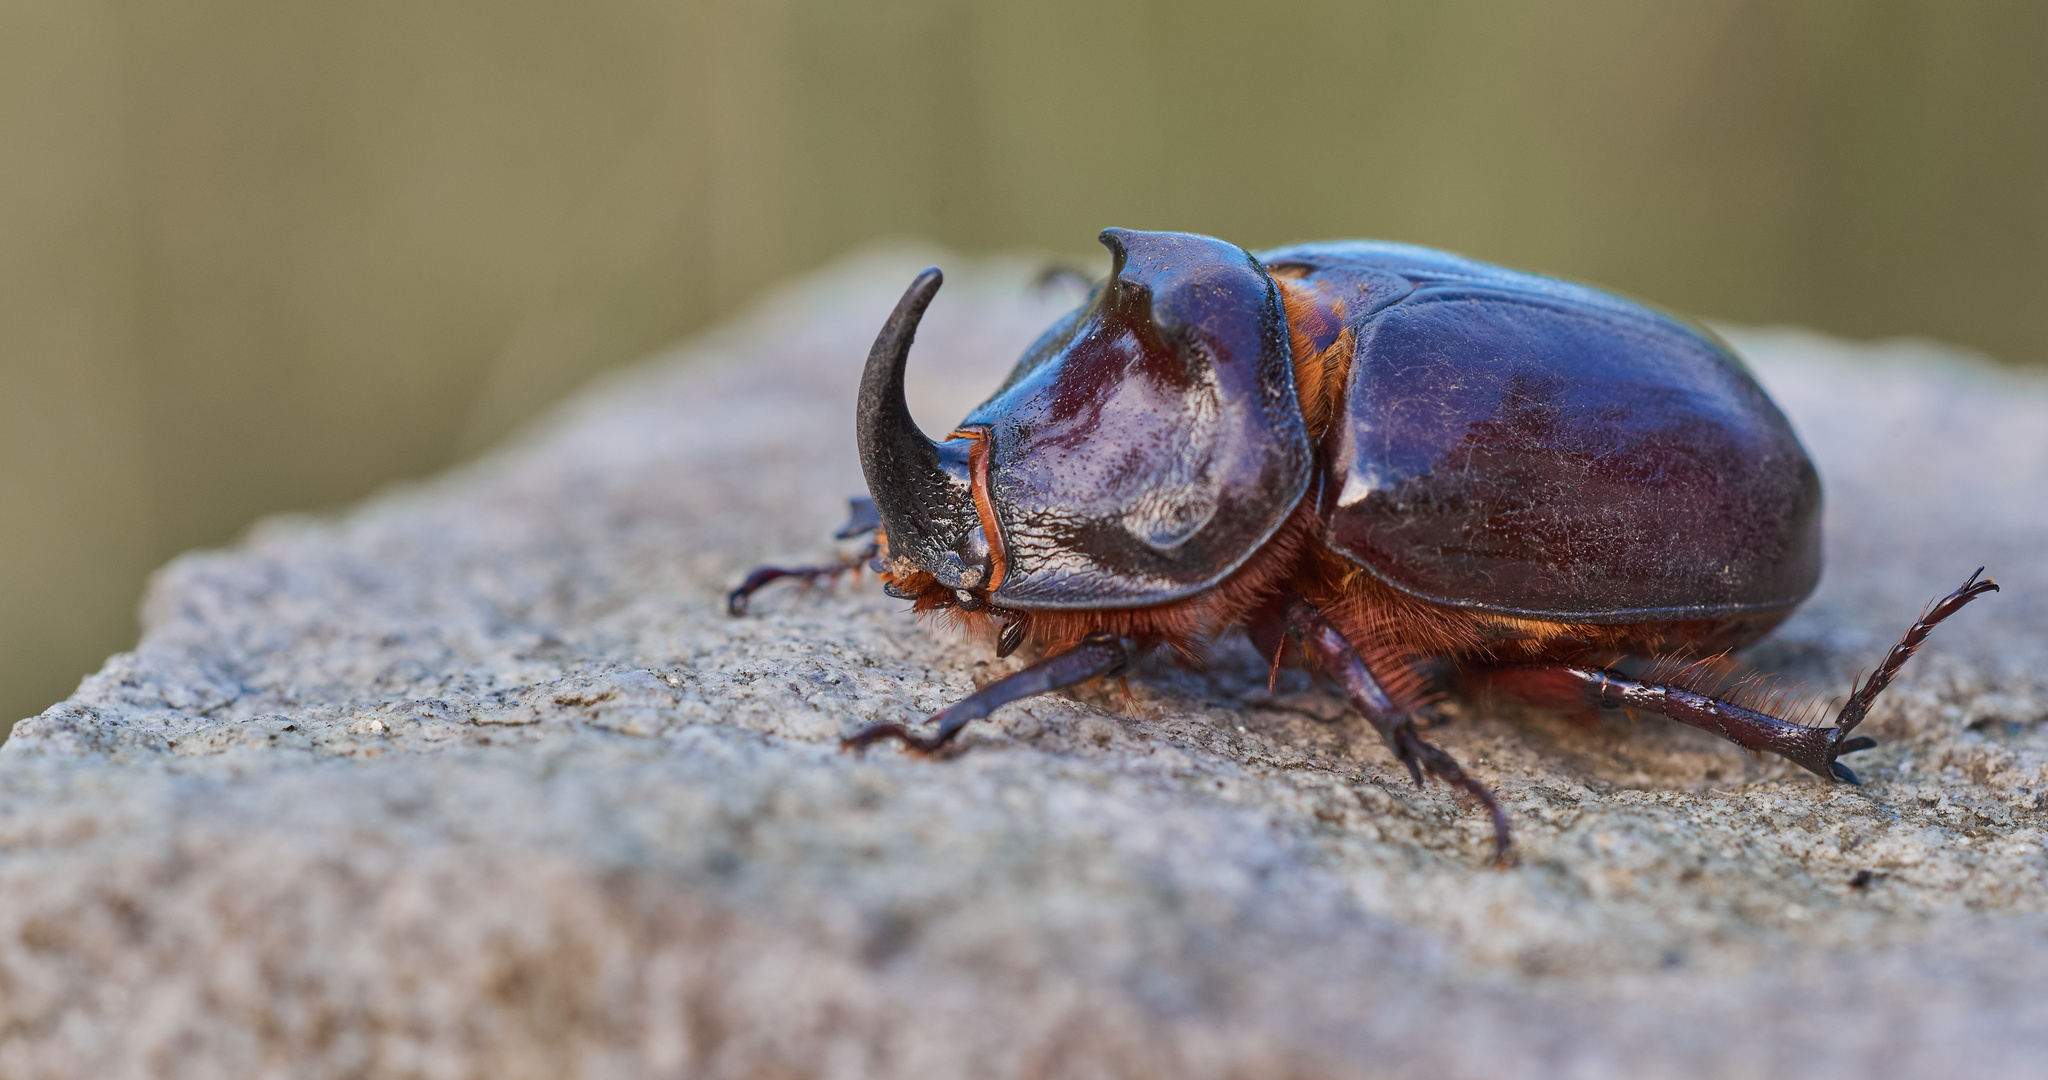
left=6, top=251, right=2046, bottom=1079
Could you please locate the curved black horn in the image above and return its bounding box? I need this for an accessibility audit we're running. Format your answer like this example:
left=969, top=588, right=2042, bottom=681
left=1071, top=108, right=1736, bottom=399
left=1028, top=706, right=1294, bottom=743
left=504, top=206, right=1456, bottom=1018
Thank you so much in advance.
left=857, top=268, right=945, bottom=486
left=857, top=269, right=980, bottom=586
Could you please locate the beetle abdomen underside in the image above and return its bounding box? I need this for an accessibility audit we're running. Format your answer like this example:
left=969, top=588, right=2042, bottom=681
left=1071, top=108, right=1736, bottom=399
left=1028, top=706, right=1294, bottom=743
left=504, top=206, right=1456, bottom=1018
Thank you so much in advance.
left=1264, top=243, right=1822, bottom=623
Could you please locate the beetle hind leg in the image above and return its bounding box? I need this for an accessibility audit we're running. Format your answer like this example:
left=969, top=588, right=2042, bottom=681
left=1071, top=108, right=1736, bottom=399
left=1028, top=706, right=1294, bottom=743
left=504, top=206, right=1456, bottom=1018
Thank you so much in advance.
left=1537, top=664, right=1857, bottom=781
left=1513, top=569, right=1998, bottom=783
left=1285, top=598, right=1511, bottom=864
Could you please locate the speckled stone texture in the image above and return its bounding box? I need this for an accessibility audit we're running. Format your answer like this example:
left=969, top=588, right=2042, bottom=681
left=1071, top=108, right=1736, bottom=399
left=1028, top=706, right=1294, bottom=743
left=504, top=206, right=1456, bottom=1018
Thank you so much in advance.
left=5, top=251, right=2045, bottom=1080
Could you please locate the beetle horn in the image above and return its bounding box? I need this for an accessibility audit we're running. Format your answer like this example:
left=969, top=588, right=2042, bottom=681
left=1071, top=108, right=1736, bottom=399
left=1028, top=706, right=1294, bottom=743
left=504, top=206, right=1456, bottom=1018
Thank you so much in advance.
left=858, top=267, right=944, bottom=476
left=857, top=268, right=981, bottom=586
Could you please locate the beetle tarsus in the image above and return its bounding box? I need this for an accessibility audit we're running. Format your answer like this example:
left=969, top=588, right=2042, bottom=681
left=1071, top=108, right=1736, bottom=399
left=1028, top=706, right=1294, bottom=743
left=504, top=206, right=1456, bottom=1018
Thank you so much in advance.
left=1388, top=721, right=1512, bottom=864
left=1286, top=598, right=1511, bottom=864
left=1826, top=568, right=1998, bottom=744
left=841, top=633, right=1131, bottom=755
left=726, top=540, right=880, bottom=617
left=840, top=720, right=950, bottom=755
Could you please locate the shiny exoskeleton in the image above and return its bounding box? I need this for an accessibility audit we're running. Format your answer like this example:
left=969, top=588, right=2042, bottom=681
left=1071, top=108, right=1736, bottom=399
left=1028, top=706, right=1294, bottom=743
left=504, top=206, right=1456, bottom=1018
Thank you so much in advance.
left=730, top=229, right=1996, bottom=861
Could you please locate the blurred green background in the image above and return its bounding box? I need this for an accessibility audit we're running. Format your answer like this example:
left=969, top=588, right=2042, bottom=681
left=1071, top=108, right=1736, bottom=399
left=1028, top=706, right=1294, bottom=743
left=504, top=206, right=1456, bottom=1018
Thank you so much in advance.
left=4, top=0, right=2046, bottom=732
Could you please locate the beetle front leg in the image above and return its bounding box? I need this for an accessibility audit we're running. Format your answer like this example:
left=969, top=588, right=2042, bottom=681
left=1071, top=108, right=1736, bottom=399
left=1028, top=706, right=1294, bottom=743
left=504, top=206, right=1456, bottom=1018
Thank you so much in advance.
left=842, top=633, right=1131, bottom=755
left=1285, top=599, right=1511, bottom=863
left=727, top=497, right=883, bottom=616
left=726, top=544, right=879, bottom=616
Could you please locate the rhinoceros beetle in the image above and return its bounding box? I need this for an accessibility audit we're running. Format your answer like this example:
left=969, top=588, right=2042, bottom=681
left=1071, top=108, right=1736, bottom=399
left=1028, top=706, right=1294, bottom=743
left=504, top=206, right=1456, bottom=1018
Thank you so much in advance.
left=729, top=228, right=1996, bottom=859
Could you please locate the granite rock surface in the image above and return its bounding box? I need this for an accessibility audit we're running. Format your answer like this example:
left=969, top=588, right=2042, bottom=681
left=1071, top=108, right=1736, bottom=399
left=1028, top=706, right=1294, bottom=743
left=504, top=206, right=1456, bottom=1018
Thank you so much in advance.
left=5, top=251, right=2046, bottom=1079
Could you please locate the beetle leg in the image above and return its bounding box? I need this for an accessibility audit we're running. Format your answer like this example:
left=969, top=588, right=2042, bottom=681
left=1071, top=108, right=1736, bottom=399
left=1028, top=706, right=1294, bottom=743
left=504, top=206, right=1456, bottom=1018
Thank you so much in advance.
left=1285, top=599, right=1511, bottom=863
left=726, top=498, right=884, bottom=617
left=842, top=633, right=1131, bottom=755
left=1548, top=666, right=1852, bottom=779
left=1828, top=568, right=1998, bottom=754
left=1540, top=569, right=1998, bottom=783
left=726, top=542, right=879, bottom=617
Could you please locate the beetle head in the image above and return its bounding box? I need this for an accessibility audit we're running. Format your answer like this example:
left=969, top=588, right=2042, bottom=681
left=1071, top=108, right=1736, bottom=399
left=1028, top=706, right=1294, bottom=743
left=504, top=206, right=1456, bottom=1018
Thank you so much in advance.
left=858, top=230, right=1312, bottom=613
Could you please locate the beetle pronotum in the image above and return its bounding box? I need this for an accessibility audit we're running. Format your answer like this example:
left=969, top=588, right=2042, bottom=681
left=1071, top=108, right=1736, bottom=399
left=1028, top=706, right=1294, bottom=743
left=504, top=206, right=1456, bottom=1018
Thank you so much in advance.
left=730, top=229, right=1996, bottom=860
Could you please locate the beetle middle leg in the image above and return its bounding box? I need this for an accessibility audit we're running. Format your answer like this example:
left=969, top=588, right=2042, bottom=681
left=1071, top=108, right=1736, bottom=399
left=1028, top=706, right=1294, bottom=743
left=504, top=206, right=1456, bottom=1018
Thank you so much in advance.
left=842, top=633, right=1131, bottom=755
left=1285, top=598, right=1511, bottom=862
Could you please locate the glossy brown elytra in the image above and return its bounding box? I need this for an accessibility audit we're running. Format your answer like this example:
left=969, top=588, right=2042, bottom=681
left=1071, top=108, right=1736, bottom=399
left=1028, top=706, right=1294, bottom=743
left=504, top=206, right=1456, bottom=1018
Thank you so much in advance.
left=729, top=229, right=1997, bottom=861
